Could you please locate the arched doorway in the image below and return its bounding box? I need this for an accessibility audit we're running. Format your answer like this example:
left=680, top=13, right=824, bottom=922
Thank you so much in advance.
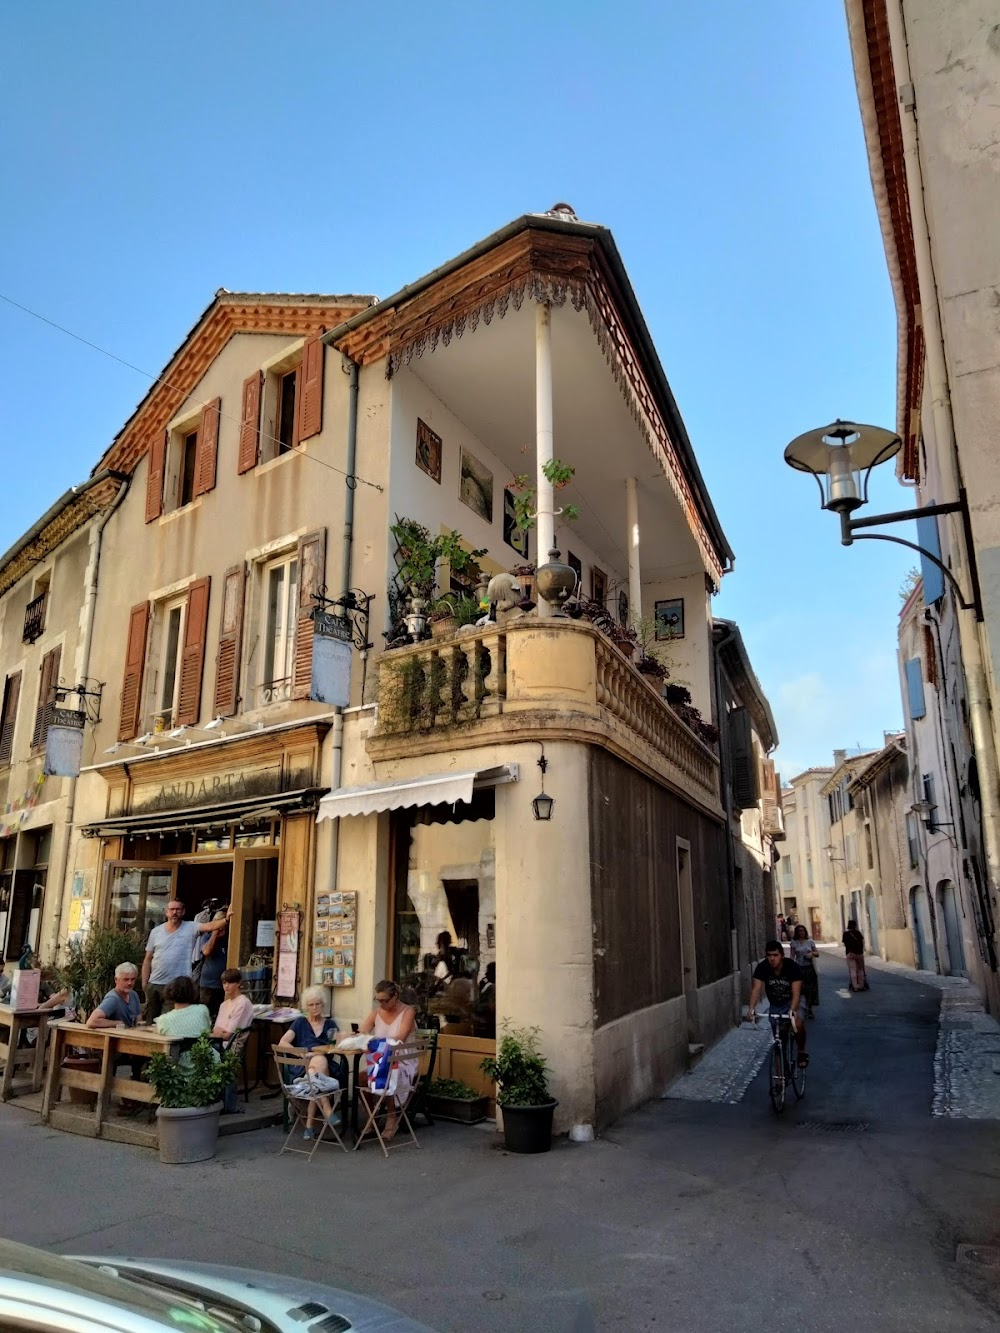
left=864, top=885, right=880, bottom=956
left=937, top=880, right=966, bottom=977
left=910, top=885, right=936, bottom=972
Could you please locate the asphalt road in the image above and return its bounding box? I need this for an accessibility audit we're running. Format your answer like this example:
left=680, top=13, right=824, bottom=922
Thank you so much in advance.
left=1, top=954, right=998, bottom=1332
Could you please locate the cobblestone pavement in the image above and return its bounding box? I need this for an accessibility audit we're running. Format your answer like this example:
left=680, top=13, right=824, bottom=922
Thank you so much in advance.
left=662, top=1020, right=770, bottom=1103
left=860, top=952, right=1000, bottom=1120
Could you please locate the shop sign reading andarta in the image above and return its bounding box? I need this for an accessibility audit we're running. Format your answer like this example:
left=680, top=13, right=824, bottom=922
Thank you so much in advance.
left=132, top=762, right=286, bottom=814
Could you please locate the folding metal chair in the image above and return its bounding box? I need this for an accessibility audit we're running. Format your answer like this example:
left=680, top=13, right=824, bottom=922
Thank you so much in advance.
left=271, top=1046, right=347, bottom=1161
left=354, top=1035, right=432, bottom=1158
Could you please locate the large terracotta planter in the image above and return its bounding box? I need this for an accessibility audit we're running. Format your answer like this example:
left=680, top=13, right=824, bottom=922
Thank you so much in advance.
left=155, top=1102, right=222, bottom=1164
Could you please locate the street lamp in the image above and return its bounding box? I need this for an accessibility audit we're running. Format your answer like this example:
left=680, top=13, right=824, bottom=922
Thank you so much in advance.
left=783, top=419, right=983, bottom=620
left=910, top=799, right=954, bottom=833
left=532, top=745, right=554, bottom=821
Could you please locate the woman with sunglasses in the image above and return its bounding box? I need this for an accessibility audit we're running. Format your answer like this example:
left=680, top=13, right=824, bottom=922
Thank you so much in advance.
left=360, top=980, right=417, bottom=1141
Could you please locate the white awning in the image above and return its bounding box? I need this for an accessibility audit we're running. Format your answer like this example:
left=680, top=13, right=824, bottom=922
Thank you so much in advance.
left=316, top=764, right=517, bottom=822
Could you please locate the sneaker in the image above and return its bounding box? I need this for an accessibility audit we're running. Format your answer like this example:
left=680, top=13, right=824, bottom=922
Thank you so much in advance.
left=328, top=1111, right=342, bottom=1130
left=302, top=1128, right=315, bottom=1140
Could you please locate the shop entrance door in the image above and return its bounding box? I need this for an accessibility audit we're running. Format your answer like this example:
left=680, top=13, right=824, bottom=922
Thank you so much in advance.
left=230, top=850, right=280, bottom=1000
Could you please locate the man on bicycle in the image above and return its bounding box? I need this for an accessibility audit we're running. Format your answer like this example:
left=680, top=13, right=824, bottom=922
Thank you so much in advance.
left=747, top=940, right=808, bottom=1068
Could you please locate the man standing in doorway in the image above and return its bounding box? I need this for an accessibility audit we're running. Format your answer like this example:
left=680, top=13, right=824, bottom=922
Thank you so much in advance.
left=141, top=900, right=232, bottom=1022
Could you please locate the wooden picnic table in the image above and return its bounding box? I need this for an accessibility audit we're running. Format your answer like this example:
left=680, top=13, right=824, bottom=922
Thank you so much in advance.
left=41, top=1020, right=182, bottom=1144
left=0, top=1004, right=63, bottom=1101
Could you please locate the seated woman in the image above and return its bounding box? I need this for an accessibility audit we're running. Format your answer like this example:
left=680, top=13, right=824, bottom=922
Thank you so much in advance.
left=359, top=980, right=417, bottom=1142
left=153, top=976, right=211, bottom=1039
left=277, top=987, right=341, bottom=1140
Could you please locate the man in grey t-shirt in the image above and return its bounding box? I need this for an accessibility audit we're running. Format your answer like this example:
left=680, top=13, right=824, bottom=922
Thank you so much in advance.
left=141, top=899, right=231, bottom=1021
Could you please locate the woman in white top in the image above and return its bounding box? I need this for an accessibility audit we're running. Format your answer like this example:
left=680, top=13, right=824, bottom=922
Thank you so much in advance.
left=789, top=925, right=819, bottom=1017
left=360, top=980, right=417, bottom=1141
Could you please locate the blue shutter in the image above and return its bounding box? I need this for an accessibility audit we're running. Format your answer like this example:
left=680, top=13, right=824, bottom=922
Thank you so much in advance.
left=905, top=657, right=926, bottom=719
left=917, top=503, right=945, bottom=604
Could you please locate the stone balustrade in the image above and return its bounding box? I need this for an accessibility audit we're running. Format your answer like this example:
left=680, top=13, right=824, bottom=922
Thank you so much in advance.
left=370, top=617, right=721, bottom=815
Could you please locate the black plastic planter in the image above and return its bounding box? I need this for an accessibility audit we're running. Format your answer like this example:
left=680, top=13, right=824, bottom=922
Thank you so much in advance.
left=426, top=1093, right=490, bottom=1124
left=500, top=1099, right=558, bottom=1153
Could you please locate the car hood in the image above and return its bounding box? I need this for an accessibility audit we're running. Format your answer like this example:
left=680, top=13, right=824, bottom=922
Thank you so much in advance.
left=70, top=1256, right=439, bottom=1333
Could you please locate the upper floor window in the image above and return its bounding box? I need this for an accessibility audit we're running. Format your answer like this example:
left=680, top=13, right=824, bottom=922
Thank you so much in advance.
left=23, top=571, right=50, bottom=644
left=260, top=554, right=299, bottom=704
left=145, top=400, right=220, bottom=523
left=239, top=336, right=325, bottom=473
left=152, top=597, right=187, bottom=729
left=118, top=578, right=210, bottom=741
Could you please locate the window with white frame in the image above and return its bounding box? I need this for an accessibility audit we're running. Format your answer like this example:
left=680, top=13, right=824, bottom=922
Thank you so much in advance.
left=258, top=553, right=299, bottom=704
left=148, top=595, right=187, bottom=730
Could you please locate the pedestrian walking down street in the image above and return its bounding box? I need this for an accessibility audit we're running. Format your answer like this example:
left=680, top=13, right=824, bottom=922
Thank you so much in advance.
left=842, top=919, right=868, bottom=992
left=789, top=924, right=820, bottom=1016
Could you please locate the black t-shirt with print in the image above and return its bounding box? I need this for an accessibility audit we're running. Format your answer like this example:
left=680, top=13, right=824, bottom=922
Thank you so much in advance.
left=752, top=958, right=804, bottom=1010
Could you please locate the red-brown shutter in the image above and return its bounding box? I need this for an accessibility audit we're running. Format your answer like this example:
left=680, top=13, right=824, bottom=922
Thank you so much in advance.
left=119, top=602, right=150, bottom=741
left=145, top=431, right=166, bottom=523
left=176, top=577, right=211, bottom=726
left=292, top=529, right=326, bottom=699
left=213, top=564, right=245, bottom=717
left=295, top=334, right=325, bottom=442
left=32, top=645, right=61, bottom=750
left=0, top=671, right=22, bottom=765
left=238, top=372, right=262, bottom=474
left=193, top=397, right=220, bottom=497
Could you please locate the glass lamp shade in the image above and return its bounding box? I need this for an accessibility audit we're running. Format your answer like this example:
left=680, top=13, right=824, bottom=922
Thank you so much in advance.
left=532, top=791, right=555, bottom=821
left=783, top=420, right=901, bottom=513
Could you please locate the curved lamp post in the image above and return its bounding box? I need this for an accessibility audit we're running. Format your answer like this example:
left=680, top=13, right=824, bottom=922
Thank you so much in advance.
left=783, top=419, right=983, bottom=621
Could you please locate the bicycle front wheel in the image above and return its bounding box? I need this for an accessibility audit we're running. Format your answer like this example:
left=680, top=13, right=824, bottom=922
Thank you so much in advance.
left=791, top=1052, right=806, bottom=1100
left=769, top=1043, right=786, bottom=1114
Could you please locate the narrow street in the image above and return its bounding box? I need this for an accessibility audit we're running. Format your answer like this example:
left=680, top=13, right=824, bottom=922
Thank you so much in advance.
left=1, top=954, right=998, bottom=1331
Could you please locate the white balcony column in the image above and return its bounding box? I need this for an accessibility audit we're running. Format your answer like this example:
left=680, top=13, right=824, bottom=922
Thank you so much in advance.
left=625, top=475, right=641, bottom=622
left=535, top=301, right=554, bottom=616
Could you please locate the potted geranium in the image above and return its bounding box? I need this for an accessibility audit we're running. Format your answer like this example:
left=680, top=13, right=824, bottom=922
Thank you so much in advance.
left=480, top=1026, right=557, bottom=1154
left=146, top=1033, right=242, bottom=1164
left=425, top=1077, right=490, bottom=1124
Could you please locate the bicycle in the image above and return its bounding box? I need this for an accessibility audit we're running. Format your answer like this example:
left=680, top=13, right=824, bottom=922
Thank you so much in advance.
left=751, top=1011, right=806, bottom=1114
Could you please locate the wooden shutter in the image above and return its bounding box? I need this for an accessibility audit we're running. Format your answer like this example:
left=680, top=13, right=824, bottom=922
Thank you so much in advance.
left=295, top=334, right=325, bottom=442
left=32, top=645, right=61, bottom=750
left=176, top=577, right=211, bottom=726
left=728, top=706, right=758, bottom=811
left=119, top=602, right=150, bottom=741
left=238, top=371, right=262, bottom=474
left=145, top=430, right=166, bottom=523
left=0, top=672, right=22, bottom=765
left=213, top=564, right=245, bottom=717
left=292, top=529, right=326, bottom=699
left=193, top=397, right=220, bottom=497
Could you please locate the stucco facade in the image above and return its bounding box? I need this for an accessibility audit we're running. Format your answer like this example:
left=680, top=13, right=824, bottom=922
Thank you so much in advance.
left=0, top=208, right=782, bottom=1134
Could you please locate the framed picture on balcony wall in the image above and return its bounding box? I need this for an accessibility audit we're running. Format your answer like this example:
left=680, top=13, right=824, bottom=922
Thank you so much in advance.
left=567, top=551, right=583, bottom=595
left=591, top=567, right=607, bottom=606
left=459, top=447, right=493, bottom=523
left=502, top=487, right=528, bottom=557
left=655, top=597, right=685, bottom=640
left=415, top=418, right=442, bottom=484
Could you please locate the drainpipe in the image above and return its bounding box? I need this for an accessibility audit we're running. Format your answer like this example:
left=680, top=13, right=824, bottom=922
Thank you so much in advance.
left=50, top=476, right=129, bottom=948
left=325, top=357, right=361, bottom=901
left=883, top=0, right=1000, bottom=983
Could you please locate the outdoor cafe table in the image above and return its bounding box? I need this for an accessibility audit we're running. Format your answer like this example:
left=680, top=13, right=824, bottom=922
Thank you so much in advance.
left=41, top=1020, right=182, bottom=1143
left=0, top=1004, right=63, bottom=1102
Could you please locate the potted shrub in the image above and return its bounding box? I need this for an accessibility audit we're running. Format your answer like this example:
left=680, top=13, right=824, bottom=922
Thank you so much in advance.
left=56, top=925, right=146, bottom=1106
left=480, top=1026, right=557, bottom=1154
left=145, top=1033, right=242, bottom=1164
left=425, top=1077, right=490, bottom=1124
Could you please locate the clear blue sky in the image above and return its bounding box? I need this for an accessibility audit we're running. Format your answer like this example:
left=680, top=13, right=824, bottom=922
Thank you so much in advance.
left=1, top=1, right=910, bottom=779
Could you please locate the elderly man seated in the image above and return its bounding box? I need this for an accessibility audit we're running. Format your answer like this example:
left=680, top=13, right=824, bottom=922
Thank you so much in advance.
left=86, top=963, right=142, bottom=1029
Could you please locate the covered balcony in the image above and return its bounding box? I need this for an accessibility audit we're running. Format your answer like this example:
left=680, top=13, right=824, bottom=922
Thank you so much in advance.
left=368, top=617, right=722, bottom=819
